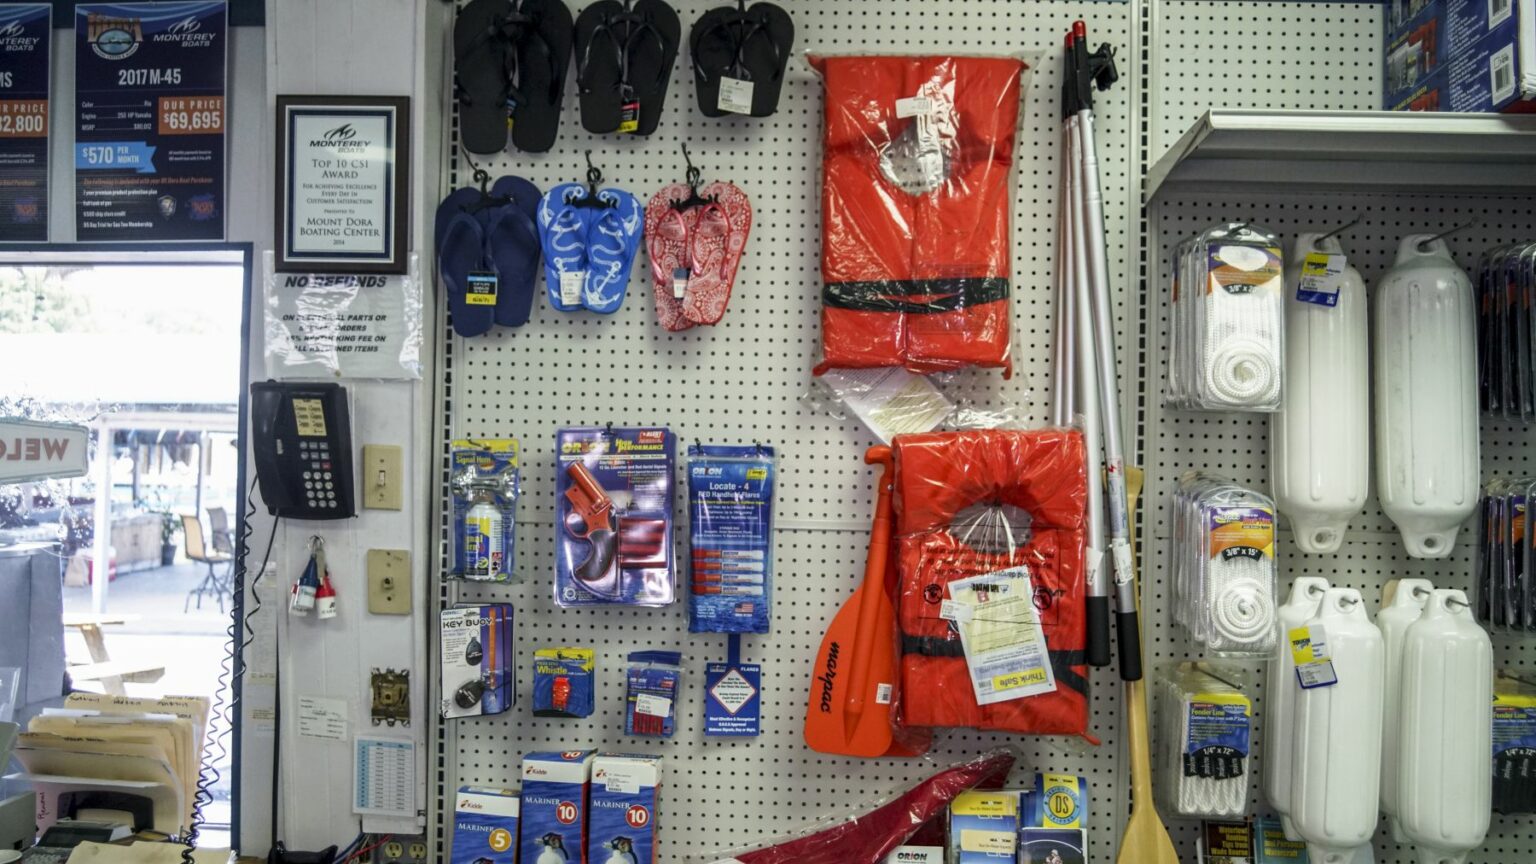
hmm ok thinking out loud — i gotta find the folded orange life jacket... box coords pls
[811,54,1023,377]
[891,428,1089,737]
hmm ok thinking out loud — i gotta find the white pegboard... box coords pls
[434,1,1139,861]
[432,0,1536,862]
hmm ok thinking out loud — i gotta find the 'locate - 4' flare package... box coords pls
[556,427,676,607]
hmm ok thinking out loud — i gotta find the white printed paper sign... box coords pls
[264,252,422,379]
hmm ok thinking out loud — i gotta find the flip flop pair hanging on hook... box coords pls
[643,144,753,331]
[536,152,643,314]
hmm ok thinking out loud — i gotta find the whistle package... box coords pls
[439,605,514,719]
[449,439,520,581]
[556,427,676,607]
[532,647,595,718]
[687,444,776,634]
[625,650,682,738]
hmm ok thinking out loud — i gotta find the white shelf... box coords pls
[1145,109,1536,201]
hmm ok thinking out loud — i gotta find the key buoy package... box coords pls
[1170,473,1278,656]
[556,427,676,607]
[890,428,1089,737]
[440,605,514,719]
[1156,663,1252,820]
[809,53,1029,378]
[1167,224,1285,411]
[448,439,520,581]
[687,444,776,634]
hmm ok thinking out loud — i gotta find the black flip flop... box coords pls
[689,5,741,118]
[510,0,573,153]
[737,2,792,117]
[575,0,626,133]
[455,0,516,154]
[629,0,680,135]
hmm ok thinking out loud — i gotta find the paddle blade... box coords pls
[804,581,898,757]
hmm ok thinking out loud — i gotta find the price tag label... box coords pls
[1297,252,1346,307]
[718,77,755,115]
[466,271,498,306]
[1289,625,1339,689]
[158,95,225,136]
[559,270,586,307]
[895,95,935,118]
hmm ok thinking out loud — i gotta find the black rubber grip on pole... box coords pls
[1117,610,1143,681]
[1086,597,1112,667]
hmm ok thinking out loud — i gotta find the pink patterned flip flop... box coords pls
[682,180,752,325]
[643,183,695,332]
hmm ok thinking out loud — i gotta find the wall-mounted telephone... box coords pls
[250,381,356,520]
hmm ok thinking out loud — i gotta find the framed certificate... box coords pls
[276,95,409,273]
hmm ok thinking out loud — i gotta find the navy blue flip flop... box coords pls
[486,176,543,327]
[440,210,495,337]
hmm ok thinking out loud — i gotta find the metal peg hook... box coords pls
[1419,216,1479,250]
[584,150,603,189]
[458,144,490,191]
[308,535,325,555]
[681,143,702,189]
[1318,213,1363,243]
[1192,661,1243,692]
[1444,595,1471,610]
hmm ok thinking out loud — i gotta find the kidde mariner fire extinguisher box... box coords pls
[520,750,595,864]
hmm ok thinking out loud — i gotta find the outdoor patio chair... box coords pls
[181,514,232,613]
[207,506,235,556]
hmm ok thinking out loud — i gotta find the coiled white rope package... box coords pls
[1168,224,1286,411]
[1170,472,1279,655]
[1156,662,1254,819]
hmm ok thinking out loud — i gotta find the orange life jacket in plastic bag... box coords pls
[891,428,1090,737]
[811,54,1024,378]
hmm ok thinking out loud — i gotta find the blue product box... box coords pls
[1387,0,1534,110]
[555,427,676,607]
[589,754,662,864]
[439,605,514,719]
[687,444,776,634]
[521,750,596,864]
[1384,0,1444,106]
[451,786,520,864]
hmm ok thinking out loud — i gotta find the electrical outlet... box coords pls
[362,444,403,510]
[368,833,427,864]
[366,549,411,614]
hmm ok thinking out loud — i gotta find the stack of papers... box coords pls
[4,694,209,837]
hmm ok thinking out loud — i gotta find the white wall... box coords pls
[239,0,442,855]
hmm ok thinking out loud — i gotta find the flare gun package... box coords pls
[556,427,676,607]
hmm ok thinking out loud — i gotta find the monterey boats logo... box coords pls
[0,20,42,51]
[310,124,366,150]
[154,15,216,45]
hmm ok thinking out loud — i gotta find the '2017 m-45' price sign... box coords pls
[0,4,52,242]
[75,1,227,241]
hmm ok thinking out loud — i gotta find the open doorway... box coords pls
[0,245,251,847]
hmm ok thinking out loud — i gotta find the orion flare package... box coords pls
[556,427,676,607]
[439,605,513,719]
[449,439,520,581]
[687,444,776,634]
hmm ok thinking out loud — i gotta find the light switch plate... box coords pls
[366,549,410,614]
[362,444,403,510]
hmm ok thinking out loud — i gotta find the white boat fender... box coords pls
[1264,575,1330,840]
[1290,587,1385,864]
[1378,577,1435,839]
[1374,234,1479,558]
[1397,589,1493,864]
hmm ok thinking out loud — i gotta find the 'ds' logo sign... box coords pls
[167,16,200,35]
[325,124,357,142]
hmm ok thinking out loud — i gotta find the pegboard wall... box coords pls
[430,0,1536,862]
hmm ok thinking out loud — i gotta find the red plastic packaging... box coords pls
[810,54,1025,378]
[701,749,1014,864]
[890,428,1090,737]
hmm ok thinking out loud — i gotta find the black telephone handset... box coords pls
[250,381,356,520]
